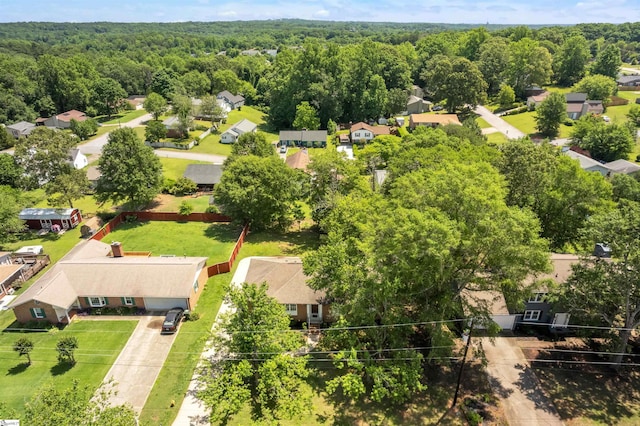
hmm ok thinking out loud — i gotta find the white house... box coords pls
[220,119,257,144]
[216,91,245,110]
[349,122,390,143]
[68,149,88,170]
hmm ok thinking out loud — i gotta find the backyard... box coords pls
[103,220,242,263]
[0,320,137,416]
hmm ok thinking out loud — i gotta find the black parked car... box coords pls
[162,308,184,333]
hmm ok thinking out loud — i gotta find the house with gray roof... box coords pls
[220,119,257,144]
[617,74,640,87]
[279,130,327,147]
[604,159,640,175]
[6,121,36,139]
[217,91,245,110]
[564,149,612,176]
[183,164,223,189]
[565,93,603,120]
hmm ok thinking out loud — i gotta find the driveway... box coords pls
[475,105,526,140]
[79,113,152,155]
[481,337,564,425]
[100,314,178,414]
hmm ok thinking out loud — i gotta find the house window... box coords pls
[284,304,297,315]
[523,310,542,321]
[31,308,46,319]
[89,297,106,307]
[123,297,134,306]
[528,292,547,303]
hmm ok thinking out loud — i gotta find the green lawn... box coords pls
[0,320,136,416]
[159,157,210,181]
[476,117,492,129]
[139,228,321,426]
[103,221,241,263]
[1,226,85,266]
[100,109,148,125]
[154,194,213,213]
[486,131,509,145]
[502,111,573,138]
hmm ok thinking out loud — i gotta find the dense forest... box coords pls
[1,20,639,130]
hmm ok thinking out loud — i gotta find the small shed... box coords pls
[19,208,82,231]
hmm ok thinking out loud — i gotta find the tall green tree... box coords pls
[46,168,91,209]
[421,55,487,112]
[554,35,591,86]
[13,127,76,189]
[229,131,274,159]
[214,155,301,230]
[571,116,635,162]
[199,283,311,424]
[180,70,211,97]
[292,101,320,130]
[0,186,25,244]
[0,127,13,150]
[591,44,622,79]
[91,77,127,117]
[96,127,163,208]
[143,92,168,121]
[573,74,617,101]
[507,38,553,98]
[627,104,640,127]
[560,201,640,369]
[56,336,78,365]
[144,120,167,143]
[478,37,510,95]
[535,92,567,137]
[497,84,516,109]
[0,153,22,187]
[70,118,99,140]
[198,94,224,123]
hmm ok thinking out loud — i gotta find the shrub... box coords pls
[187,312,200,321]
[97,211,118,222]
[564,119,574,126]
[179,201,194,216]
[205,205,220,214]
[465,410,483,426]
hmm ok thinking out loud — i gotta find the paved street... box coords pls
[475,105,526,140]
[481,337,564,426]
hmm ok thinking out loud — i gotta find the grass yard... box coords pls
[1,226,85,266]
[486,131,509,145]
[139,228,322,426]
[159,157,210,181]
[476,117,492,129]
[502,111,573,138]
[152,194,212,213]
[0,320,136,416]
[103,221,241,263]
[99,109,148,125]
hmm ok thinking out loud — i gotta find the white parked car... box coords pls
[602,115,610,122]
[279,145,287,154]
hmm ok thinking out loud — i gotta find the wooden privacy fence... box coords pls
[90,211,249,278]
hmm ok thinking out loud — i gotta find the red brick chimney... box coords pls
[111,242,124,258]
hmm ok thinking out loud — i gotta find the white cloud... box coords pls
[314,9,330,17]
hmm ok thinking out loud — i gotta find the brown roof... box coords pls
[0,264,24,285]
[10,240,207,309]
[285,149,310,171]
[56,110,87,123]
[461,290,510,316]
[529,91,550,102]
[525,253,580,291]
[566,103,583,113]
[410,113,461,126]
[350,122,391,136]
[243,257,326,305]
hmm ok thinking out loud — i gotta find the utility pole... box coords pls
[452,319,474,408]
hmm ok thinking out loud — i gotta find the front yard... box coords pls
[1,320,137,417]
[502,111,574,139]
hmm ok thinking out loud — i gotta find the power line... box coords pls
[518,321,638,332]
[519,346,640,357]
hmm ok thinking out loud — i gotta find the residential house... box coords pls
[604,159,640,175]
[406,95,432,114]
[462,289,516,331]
[336,133,350,145]
[565,93,603,120]
[410,85,424,99]
[43,110,87,129]
[217,91,245,110]
[6,121,36,139]
[240,49,261,56]
[126,95,146,110]
[409,113,461,130]
[9,240,208,323]
[520,253,579,328]
[264,49,278,57]
[279,130,328,148]
[220,119,257,144]
[191,98,230,121]
[239,257,330,324]
[525,86,546,97]
[69,149,88,170]
[617,74,640,87]
[183,164,223,190]
[394,117,405,127]
[86,166,101,188]
[349,122,390,143]
[526,91,550,109]
[19,208,82,231]
[564,149,612,176]
[285,149,310,172]
[162,116,183,138]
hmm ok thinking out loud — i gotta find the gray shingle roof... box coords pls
[7,121,35,132]
[217,91,245,105]
[183,164,223,185]
[565,93,588,103]
[279,130,327,142]
[231,118,257,134]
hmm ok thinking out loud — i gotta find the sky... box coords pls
[0,0,637,25]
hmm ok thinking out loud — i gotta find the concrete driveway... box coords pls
[475,105,526,140]
[481,337,564,425]
[101,314,178,414]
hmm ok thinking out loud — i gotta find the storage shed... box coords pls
[19,208,82,231]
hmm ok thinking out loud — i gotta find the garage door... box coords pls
[144,298,188,311]
[492,315,516,331]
